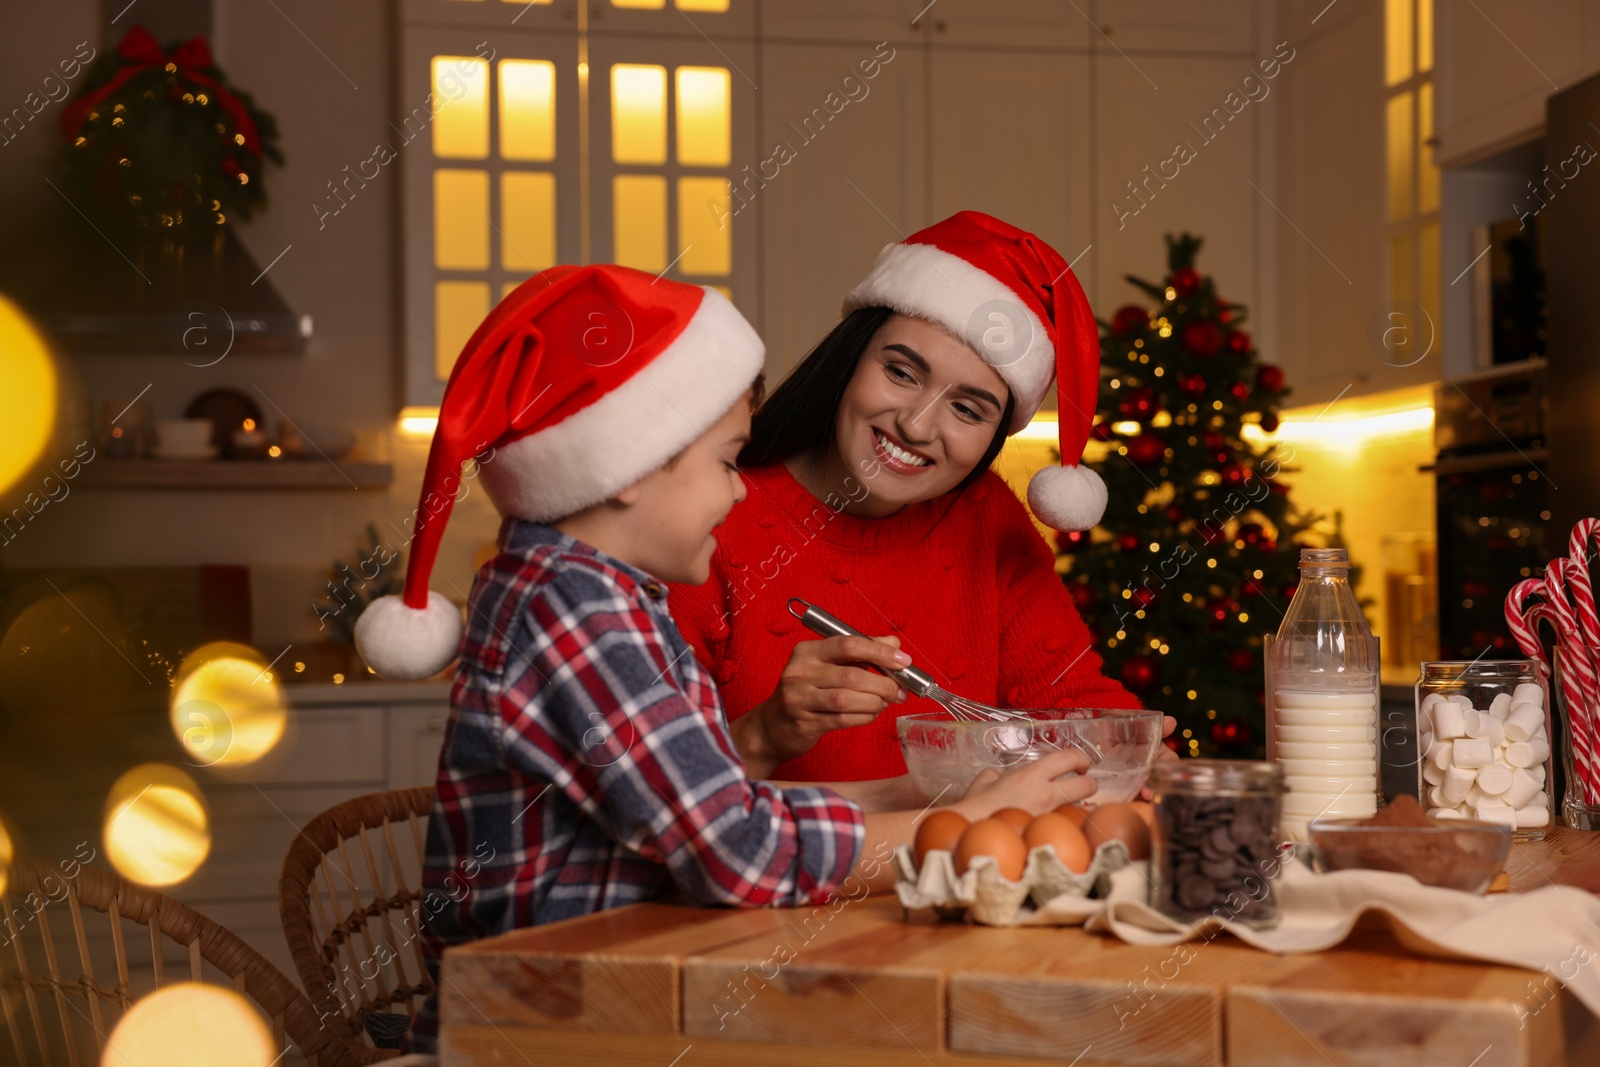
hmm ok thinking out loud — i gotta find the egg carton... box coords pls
[892,841,1136,926]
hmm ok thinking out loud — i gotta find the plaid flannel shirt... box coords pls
[406,519,865,1052]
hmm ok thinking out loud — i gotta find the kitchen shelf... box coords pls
[79,460,393,490]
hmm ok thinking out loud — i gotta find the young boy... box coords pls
[354,265,1092,1055]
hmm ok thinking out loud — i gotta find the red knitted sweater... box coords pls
[666,462,1141,782]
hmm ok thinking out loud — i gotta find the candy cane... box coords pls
[1568,518,1600,653]
[1506,578,1556,675]
[1544,559,1600,804]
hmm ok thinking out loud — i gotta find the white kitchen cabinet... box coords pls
[760,0,928,45]
[388,702,453,788]
[922,0,1090,50]
[1091,53,1264,328]
[1093,0,1259,55]
[927,48,1093,271]
[756,39,927,378]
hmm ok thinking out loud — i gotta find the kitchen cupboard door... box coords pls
[928,48,1093,286]
[1092,0,1259,55]
[1271,5,1398,406]
[760,0,929,46]
[585,0,756,42]
[1091,54,1262,330]
[756,40,927,380]
[920,0,1090,50]
[388,702,452,788]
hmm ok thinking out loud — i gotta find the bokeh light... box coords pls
[102,764,210,886]
[0,294,57,497]
[0,582,133,720]
[0,819,13,896]
[170,642,287,767]
[103,983,276,1067]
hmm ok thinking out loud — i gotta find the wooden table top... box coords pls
[439,828,1600,1067]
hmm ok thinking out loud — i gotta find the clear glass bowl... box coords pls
[1307,818,1512,894]
[895,708,1166,805]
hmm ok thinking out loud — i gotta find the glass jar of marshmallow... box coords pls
[1415,660,1553,841]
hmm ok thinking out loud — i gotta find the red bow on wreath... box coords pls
[58,26,263,156]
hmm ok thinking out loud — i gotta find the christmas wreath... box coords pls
[58,26,282,238]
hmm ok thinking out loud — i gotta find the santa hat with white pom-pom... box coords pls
[843,211,1106,531]
[356,264,764,681]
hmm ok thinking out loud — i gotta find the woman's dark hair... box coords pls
[739,306,1016,491]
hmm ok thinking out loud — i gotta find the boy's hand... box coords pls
[953,748,1094,820]
[733,635,909,774]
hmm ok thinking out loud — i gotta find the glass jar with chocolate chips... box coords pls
[1147,760,1286,929]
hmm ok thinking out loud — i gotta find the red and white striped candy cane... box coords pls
[1543,559,1600,804]
[1568,518,1600,652]
[1505,577,1600,797]
[1506,578,1555,675]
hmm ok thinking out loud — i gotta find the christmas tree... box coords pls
[1057,234,1318,759]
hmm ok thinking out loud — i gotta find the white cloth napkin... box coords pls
[1027,861,1600,1019]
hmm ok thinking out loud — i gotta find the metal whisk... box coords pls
[787,599,1028,723]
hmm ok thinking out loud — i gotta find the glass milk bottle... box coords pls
[1266,548,1381,841]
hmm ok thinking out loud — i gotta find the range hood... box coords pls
[16,223,311,355]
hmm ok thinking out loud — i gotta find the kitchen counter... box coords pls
[281,678,451,705]
[438,829,1600,1067]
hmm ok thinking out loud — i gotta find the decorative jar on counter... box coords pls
[1147,760,1286,929]
[1415,660,1553,840]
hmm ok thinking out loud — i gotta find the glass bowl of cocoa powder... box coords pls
[1307,794,1512,894]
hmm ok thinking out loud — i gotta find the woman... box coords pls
[669,212,1161,794]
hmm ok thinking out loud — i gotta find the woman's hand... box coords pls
[731,635,910,778]
[1139,714,1180,800]
[952,748,1094,820]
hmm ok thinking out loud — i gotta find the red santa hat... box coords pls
[842,211,1106,532]
[356,264,764,681]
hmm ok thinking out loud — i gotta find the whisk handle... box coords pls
[787,598,938,696]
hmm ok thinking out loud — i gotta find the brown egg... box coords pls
[1129,801,1156,831]
[912,809,970,867]
[1054,803,1089,827]
[1023,812,1092,873]
[1082,803,1152,861]
[990,807,1033,834]
[953,818,1028,881]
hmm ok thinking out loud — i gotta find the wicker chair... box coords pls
[279,787,435,1065]
[0,854,345,1067]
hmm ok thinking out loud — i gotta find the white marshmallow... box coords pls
[1432,701,1466,739]
[1516,805,1551,828]
[1530,763,1547,784]
[1530,789,1549,809]
[1423,761,1445,785]
[1463,708,1486,738]
[1442,766,1475,803]
[1454,736,1493,768]
[1504,741,1536,768]
[1434,807,1468,820]
[1429,784,1450,808]
[1504,702,1545,741]
[1502,768,1543,809]
[1429,739,1455,769]
[1475,763,1513,795]
[1485,716,1505,748]
[1419,693,1447,721]
[1488,692,1513,719]
[1448,694,1474,709]
[1512,682,1545,709]
[1479,805,1519,828]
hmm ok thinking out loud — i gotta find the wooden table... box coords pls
[439,828,1600,1067]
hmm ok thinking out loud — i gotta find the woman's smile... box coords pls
[870,425,935,474]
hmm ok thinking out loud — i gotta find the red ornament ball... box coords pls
[1120,654,1159,692]
[1057,528,1090,553]
[1180,320,1223,356]
[1118,387,1158,420]
[1171,267,1201,298]
[1090,419,1115,442]
[1210,718,1251,748]
[1221,463,1246,486]
[1217,301,1233,324]
[1164,504,1185,523]
[1224,648,1256,673]
[1230,381,1251,401]
[1238,522,1265,544]
[1178,373,1208,396]
[1111,305,1149,337]
[1268,480,1290,497]
[1203,431,1227,452]
[1126,432,1165,467]
[1255,364,1286,393]
[1130,586,1157,609]
[1116,532,1142,553]
[1260,411,1280,433]
[1208,601,1235,627]
[1226,330,1252,354]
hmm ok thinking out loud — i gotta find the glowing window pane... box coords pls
[676,67,730,166]
[1386,92,1413,222]
[612,0,667,7]
[612,64,667,164]
[1417,0,1433,72]
[678,177,732,275]
[436,281,491,379]
[1419,219,1441,337]
[500,60,556,162]
[435,169,490,269]
[432,56,489,158]
[613,175,667,271]
[1417,81,1439,215]
[502,171,556,270]
[1389,231,1415,305]
[677,0,730,10]
[1384,0,1413,86]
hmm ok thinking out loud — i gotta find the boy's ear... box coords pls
[613,482,643,506]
